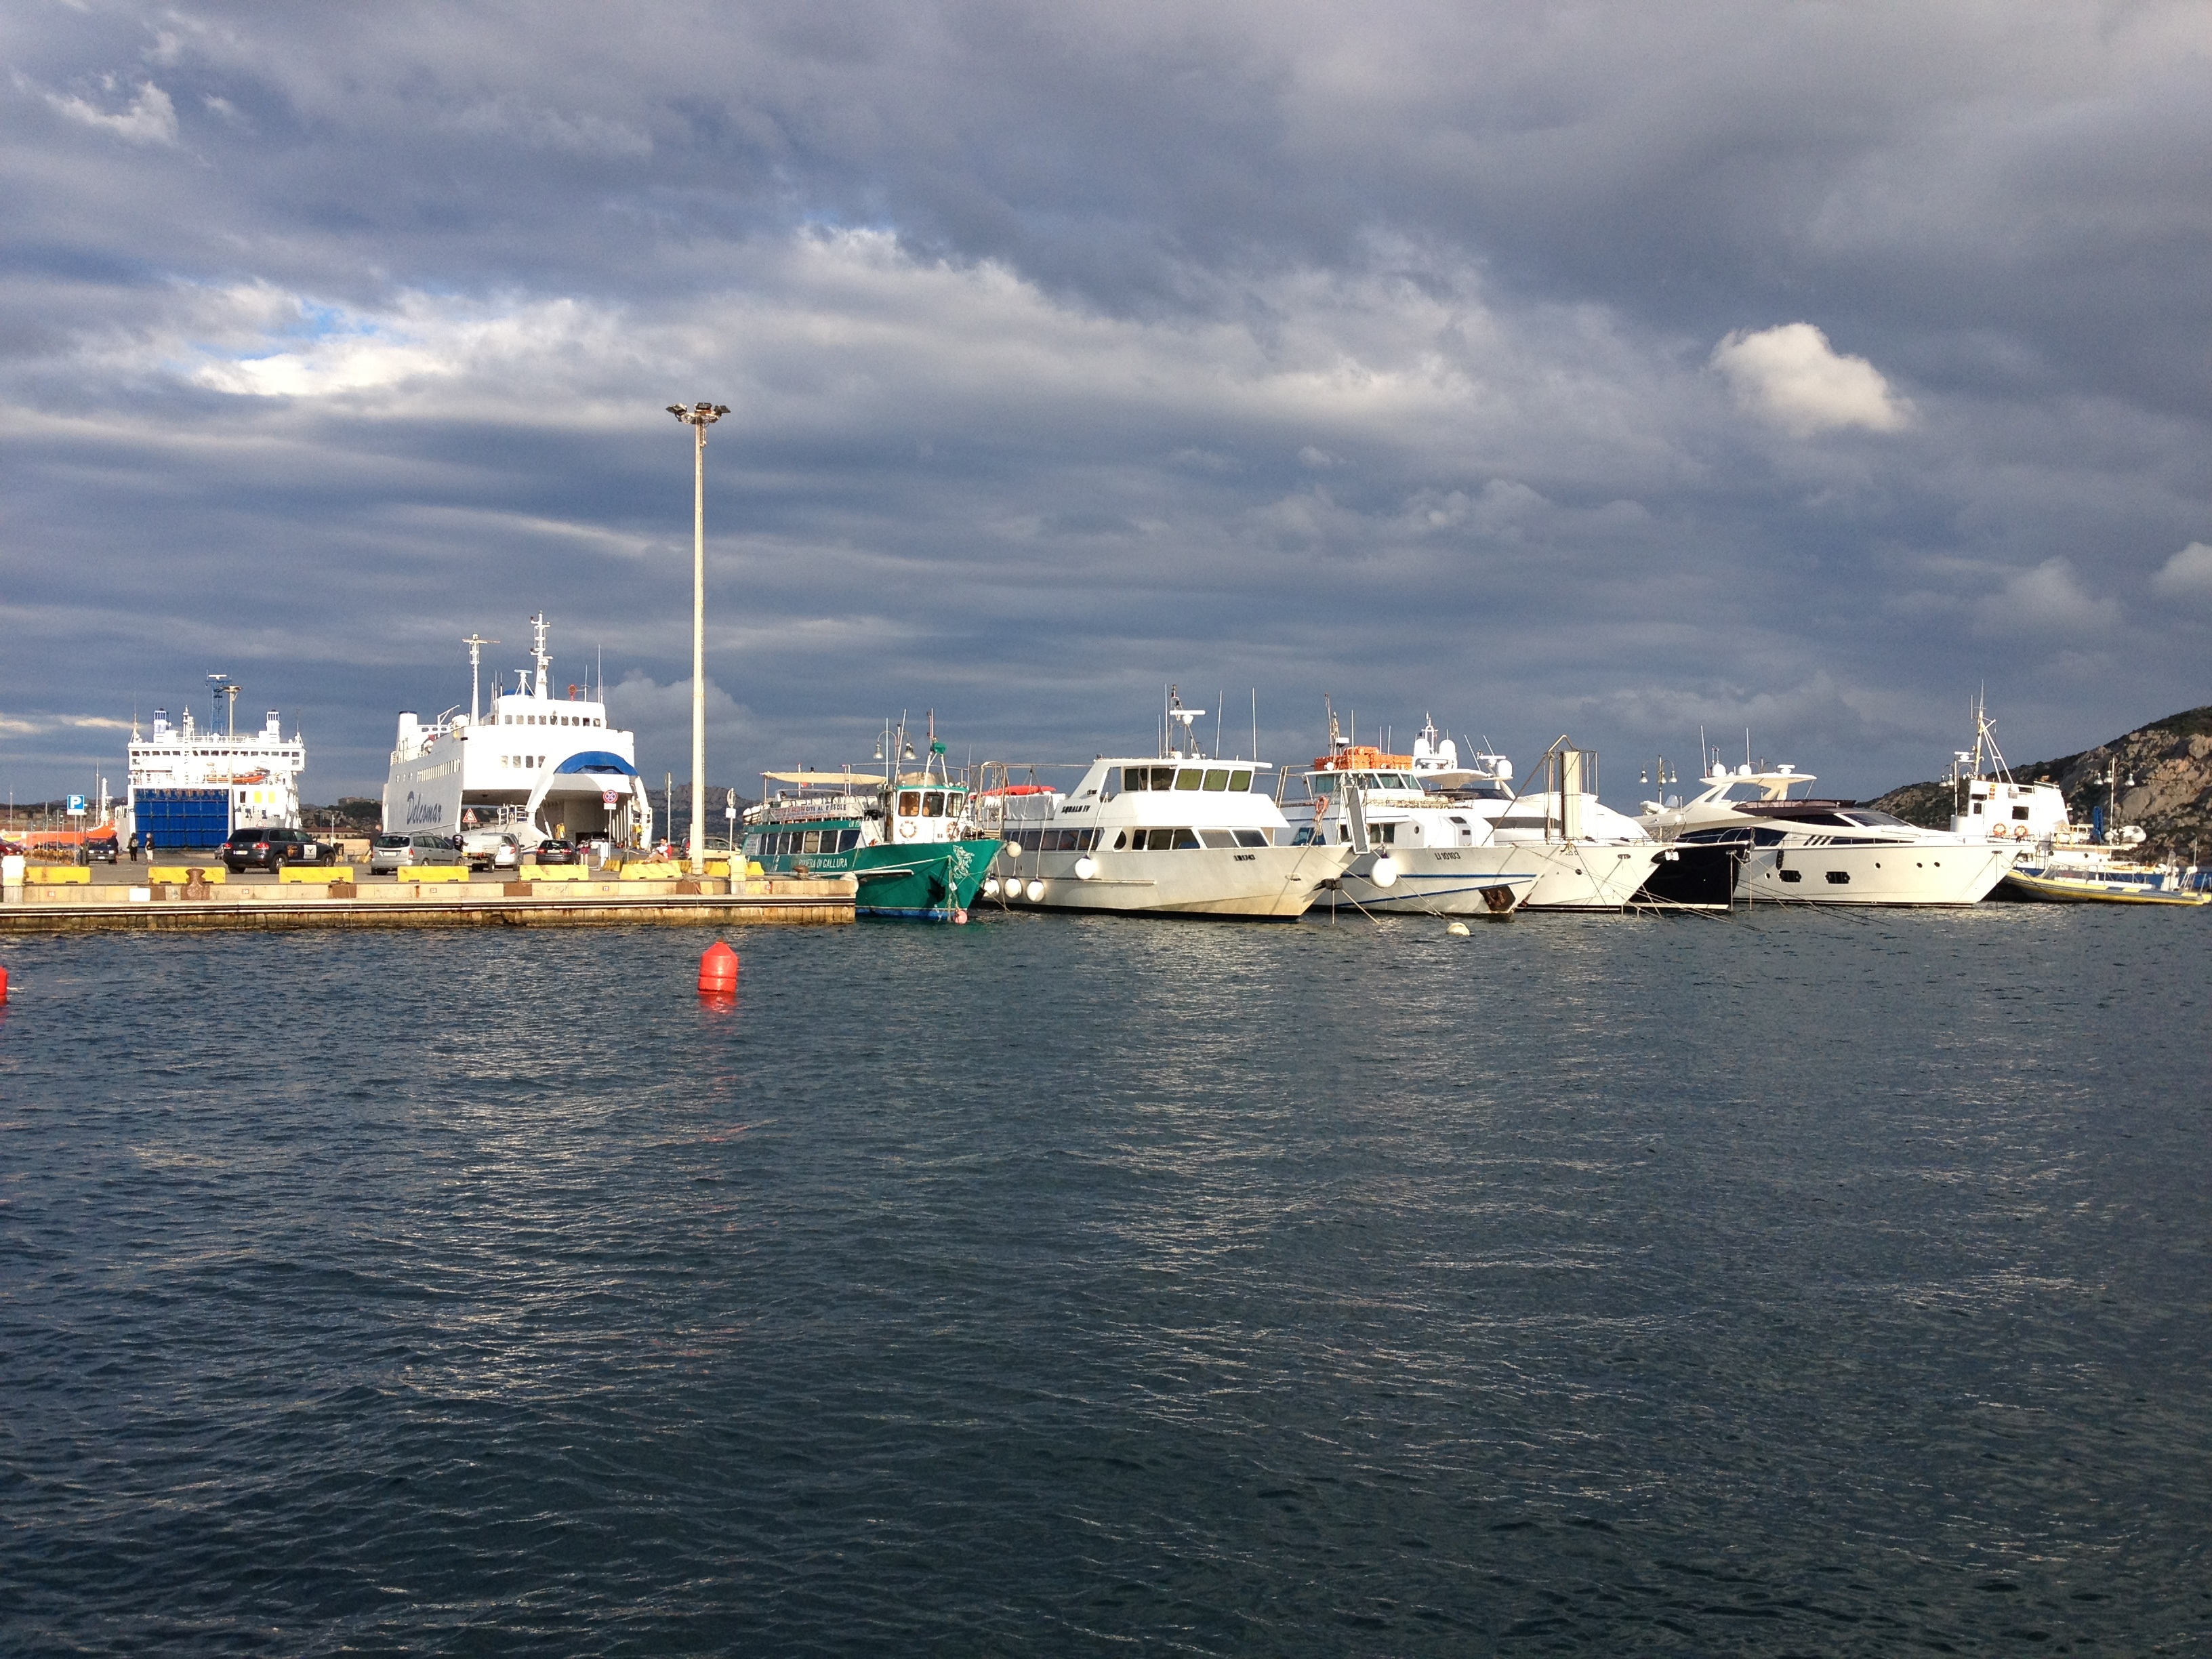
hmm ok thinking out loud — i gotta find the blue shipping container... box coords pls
[136,789,232,850]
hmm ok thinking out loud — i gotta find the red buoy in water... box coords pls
[0,963,9,1004]
[698,941,739,995]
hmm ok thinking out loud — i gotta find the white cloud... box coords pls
[1973,558,2120,638]
[2150,541,2212,605]
[1710,323,1912,438]
[45,78,179,146]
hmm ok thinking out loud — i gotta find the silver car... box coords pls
[369,832,462,874]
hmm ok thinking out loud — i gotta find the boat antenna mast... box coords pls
[529,613,551,699]
[463,634,499,724]
[1164,686,1204,758]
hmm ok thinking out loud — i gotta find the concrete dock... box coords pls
[0,864,853,933]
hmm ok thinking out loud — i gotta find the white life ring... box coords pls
[899,819,917,839]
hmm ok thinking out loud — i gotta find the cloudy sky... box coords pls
[5,1,2209,806]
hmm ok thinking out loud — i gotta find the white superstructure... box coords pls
[125,702,304,844]
[382,614,653,845]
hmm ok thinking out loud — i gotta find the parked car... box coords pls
[530,837,581,866]
[81,836,119,864]
[459,828,523,871]
[369,832,463,874]
[222,827,336,873]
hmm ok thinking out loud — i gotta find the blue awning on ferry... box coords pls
[554,751,640,777]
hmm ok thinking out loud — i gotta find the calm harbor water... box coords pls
[3,905,2207,1655]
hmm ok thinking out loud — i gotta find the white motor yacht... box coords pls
[1397,718,1732,909]
[967,695,1354,919]
[1639,759,2013,905]
[1282,739,1532,916]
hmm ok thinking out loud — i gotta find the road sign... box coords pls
[66,796,85,816]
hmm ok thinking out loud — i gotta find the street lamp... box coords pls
[668,401,729,872]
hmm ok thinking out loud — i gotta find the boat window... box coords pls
[1722,781,1770,802]
[1113,831,1128,849]
[1843,811,1908,827]
[1174,769,1203,791]
[1234,829,1269,848]
[1229,769,1252,792]
[2011,806,2030,821]
[1824,869,1851,884]
[837,829,858,851]
[922,791,945,817]
[1793,813,1854,827]
[1292,826,1315,846]
[898,791,920,816]
[1173,827,1200,849]
[1198,828,1237,848]
[1203,769,1229,792]
[1103,767,1122,795]
[945,791,964,812]
[801,830,821,855]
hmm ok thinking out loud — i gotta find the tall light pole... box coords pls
[668,401,729,871]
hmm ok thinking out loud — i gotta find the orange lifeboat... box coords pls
[1311,745,1415,772]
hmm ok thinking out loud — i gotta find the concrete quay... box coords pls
[0,865,854,933]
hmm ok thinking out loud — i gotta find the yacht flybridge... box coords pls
[382,615,652,845]
[1639,759,2013,906]
[967,691,1355,918]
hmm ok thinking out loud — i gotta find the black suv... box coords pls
[221,827,335,873]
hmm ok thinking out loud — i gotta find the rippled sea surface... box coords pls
[3,905,2209,1655]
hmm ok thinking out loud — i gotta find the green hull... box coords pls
[753,836,1002,921]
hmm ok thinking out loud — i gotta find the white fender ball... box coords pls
[1073,856,1099,880]
[1370,855,1399,888]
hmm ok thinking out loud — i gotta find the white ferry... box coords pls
[125,699,305,851]
[382,615,653,846]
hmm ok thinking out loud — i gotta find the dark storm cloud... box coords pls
[2,1,2208,806]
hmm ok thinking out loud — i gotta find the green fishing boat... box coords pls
[742,722,1000,922]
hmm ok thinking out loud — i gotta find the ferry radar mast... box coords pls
[463,634,499,722]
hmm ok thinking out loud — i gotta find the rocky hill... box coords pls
[1872,705,2212,863]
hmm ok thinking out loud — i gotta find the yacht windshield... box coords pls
[1844,810,1908,827]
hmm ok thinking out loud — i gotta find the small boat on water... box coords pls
[1948,702,2207,906]
[741,718,1002,922]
